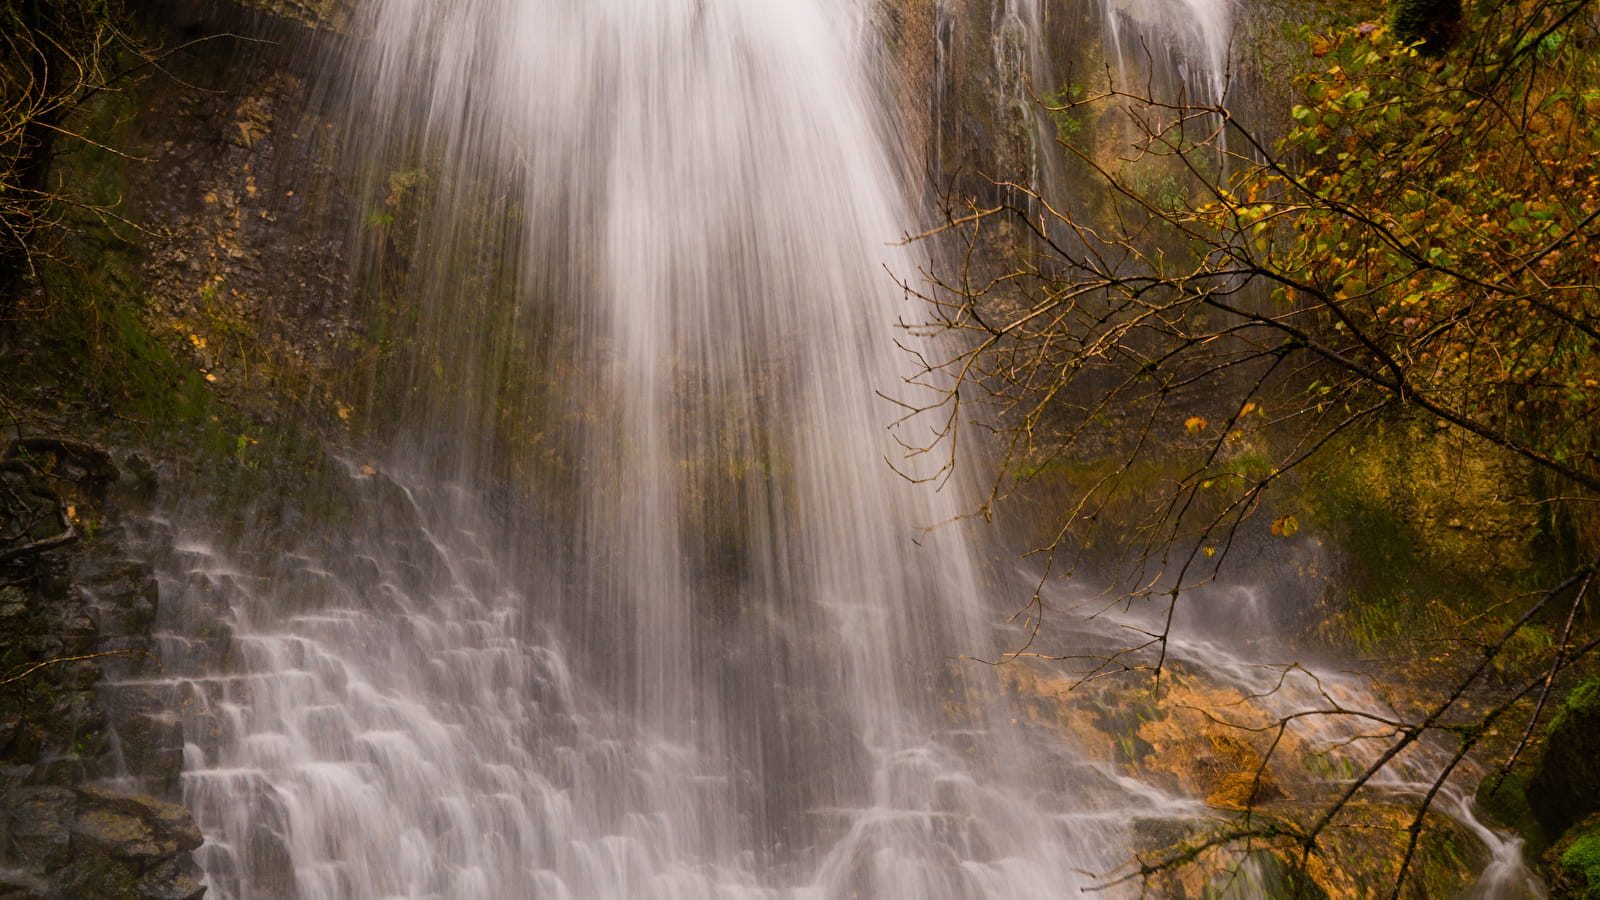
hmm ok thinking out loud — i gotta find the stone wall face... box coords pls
[1,440,204,900]
[1,1,358,893]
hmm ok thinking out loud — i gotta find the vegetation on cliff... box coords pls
[906,0,1600,893]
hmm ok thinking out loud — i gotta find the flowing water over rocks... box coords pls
[125,1,1543,897]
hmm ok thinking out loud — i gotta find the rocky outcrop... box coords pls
[0,440,203,899]
[5,0,373,884]
[1001,659,1491,898]
[1,786,203,900]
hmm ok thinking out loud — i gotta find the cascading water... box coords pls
[151,0,1166,897]
[130,0,1542,897]
[1098,0,1233,107]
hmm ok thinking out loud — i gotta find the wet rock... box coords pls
[5,440,119,502]
[0,872,50,899]
[130,858,207,900]
[3,787,75,870]
[73,787,203,857]
[1131,801,1487,900]
[32,757,89,789]
[0,446,204,899]
[243,822,297,895]
[71,807,163,859]
[0,462,74,565]
[1178,731,1285,810]
[110,711,187,792]
[7,788,209,899]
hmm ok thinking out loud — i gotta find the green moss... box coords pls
[1559,830,1600,897]
[1550,679,1600,736]
[1246,850,1331,900]
[0,49,220,438]
[1549,818,1600,899]
[19,259,213,430]
[1310,464,1447,652]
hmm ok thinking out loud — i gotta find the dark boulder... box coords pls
[1530,679,1600,839]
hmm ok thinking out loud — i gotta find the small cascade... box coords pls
[147,468,785,897]
[991,0,1047,204]
[153,460,1171,898]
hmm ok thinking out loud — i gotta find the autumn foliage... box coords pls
[906,0,1600,589]
[1212,0,1600,497]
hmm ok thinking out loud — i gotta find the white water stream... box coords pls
[136,1,1539,897]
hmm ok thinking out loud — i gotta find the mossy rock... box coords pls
[1305,415,1551,662]
[1530,679,1600,837]
[1475,768,1549,857]
[1547,815,1600,899]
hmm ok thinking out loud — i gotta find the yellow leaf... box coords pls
[1203,546,1216,558]
[1271,515,1300,537]
[337,404,352,421]
[1185,416,1209,434]
[189,334,206,349]
[1240,402,1257,417]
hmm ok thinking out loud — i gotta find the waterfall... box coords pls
[139,1,1541,897]
[159,1,1157,897]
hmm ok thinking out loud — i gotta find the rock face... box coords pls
[0,440,204,899]
[1,786,203,900]
[4,0,365,888]
[121,0,359,426]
